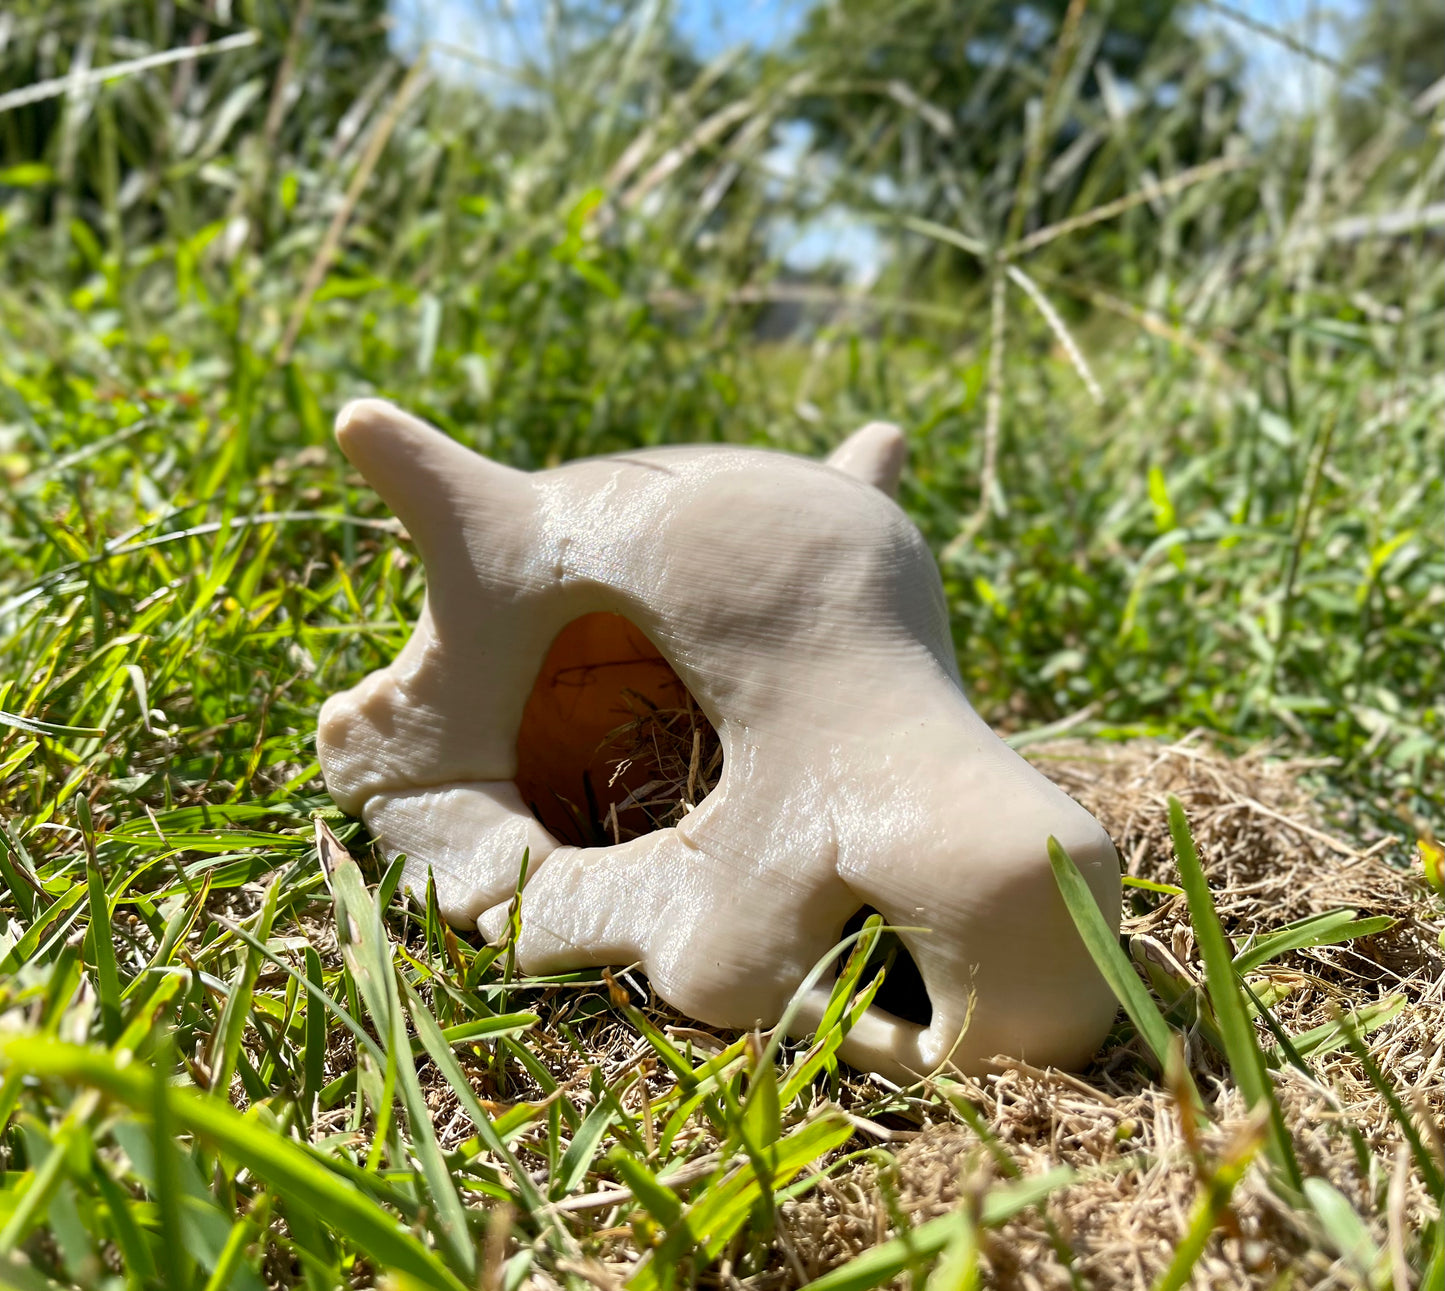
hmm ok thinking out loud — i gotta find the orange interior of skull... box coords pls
[515,613,716,847]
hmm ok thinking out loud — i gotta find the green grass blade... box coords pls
[149,1044,191,1291]
[779,966,886,1105]
[1046,836,1183,1084]
[209,911,383,1067]
[208,873,281,1096]
[402,977,549,1217]
[202,1214,260,1291]
[1232,909,1397,977]
[553,1091,624,1200]
[609,1149,684,1228]
[0,710,105,739]
[1422,1216,1444,1291]
[1338,1011,1444,1198]
[81,844,123,1046]
[814,914,883,1039]
[113,972,184,1058]
[302,945,327,1107]
[741,1042,782,1151]
[924,1207,978,1291]
[1303,1178,1383,1286]
[1167,798,1306,1191]
[0,1108,82,1254]
[0,821,40,923]
[804,1168,1076,1291]
[326,826,477,1280]
[1167,796,1302,1192]
[1269,995,1405,1065]
[0,1037,471,1291]
[0,888,86,979]
[90,1153,158,1283]
[670,1114,853,1274]
[1151,1121,1262,1291]
[977,1168,1080,1226]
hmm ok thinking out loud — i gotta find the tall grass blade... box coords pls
[1046,837,1184,1086]
[208,873,281,1095]
[1167,796,1302,1192]
[0,1037,470,1291]
[325,823,477,1281]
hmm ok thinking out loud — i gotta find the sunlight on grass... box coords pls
[0,0,1440,1285]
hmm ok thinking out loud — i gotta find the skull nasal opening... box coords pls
[515,612,723,848]
[838,906,933,1028]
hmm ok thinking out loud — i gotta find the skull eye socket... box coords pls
[838,906,933,1028]
[515,612,723,848]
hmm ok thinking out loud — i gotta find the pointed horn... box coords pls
[335,398,532,567]
[827,421,907,497]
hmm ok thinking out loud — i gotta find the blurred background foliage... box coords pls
[0,0,1440,837]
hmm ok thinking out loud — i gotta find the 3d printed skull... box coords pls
[317,399,1121,1081]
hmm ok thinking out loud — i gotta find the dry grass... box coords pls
[778,737,1443,1289]
[289,722,1442,1289]
[544,716,1442,1287]
[597,692,725,843]
[412,721,1443,1288]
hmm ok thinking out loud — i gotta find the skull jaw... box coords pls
[361,781,558,922]
[470,816,1121,1084]
[789,980,1119,1085]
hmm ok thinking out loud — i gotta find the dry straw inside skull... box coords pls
[514,612,724,846]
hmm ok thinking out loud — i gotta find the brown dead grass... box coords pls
[413,729,1442,1290]
[597,691,724,842]
[779,737,1444,1290]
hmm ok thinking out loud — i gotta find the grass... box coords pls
[0,0,1442,1286]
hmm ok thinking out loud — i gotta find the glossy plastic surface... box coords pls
[317,399,1122,1080]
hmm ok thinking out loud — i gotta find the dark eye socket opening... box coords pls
[515,612,723,848]
[838,905,933,1028]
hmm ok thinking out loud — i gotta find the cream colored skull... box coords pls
[317,399,1121,1081]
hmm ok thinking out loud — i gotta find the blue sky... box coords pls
[390,0,810,70]
[391,0,1359,77]
[673,0,809,52]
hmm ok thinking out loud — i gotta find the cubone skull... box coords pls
[317,398,1122,1081]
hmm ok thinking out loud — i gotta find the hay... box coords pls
[593,690,724,842]
[503,714,1441,1287]
[780,736,1443,1289]
[417,722,1442,1288]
